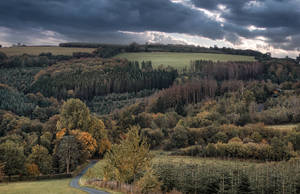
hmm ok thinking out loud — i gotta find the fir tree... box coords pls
[238,173,252,193]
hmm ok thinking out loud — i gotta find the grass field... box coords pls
[115,52,256,69]
[0,46,95,56]
[266,123,299,131]
[0,179,85,194]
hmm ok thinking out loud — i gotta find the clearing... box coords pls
[266,123,299,131]
[114,52,256,69]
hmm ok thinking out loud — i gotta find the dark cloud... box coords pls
[191,0,300,50]
[0,0,299,52]
[0,0,223,42]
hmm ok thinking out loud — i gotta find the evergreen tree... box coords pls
[238,173,252,193]
[296,173,300,194]
[0,162,4,181]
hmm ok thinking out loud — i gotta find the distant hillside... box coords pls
[59,42,266,58]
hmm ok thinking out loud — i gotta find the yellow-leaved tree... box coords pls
[104,126,161,193]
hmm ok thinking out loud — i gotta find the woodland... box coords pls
[1,43,300,193]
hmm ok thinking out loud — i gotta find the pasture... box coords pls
[0,179,85,194]
[115,52,256,69]
[266,123,299,131]
[0,46,95,56]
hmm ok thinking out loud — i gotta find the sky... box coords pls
[0,0,299,58]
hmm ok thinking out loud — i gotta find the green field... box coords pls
[0,46,95,56]
[115,52,256,69]
[266,123,299,131]
[0,179,85,194]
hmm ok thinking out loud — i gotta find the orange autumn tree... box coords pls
[57,99,111,158]
[72,130,97,158]
[56,129,97,158]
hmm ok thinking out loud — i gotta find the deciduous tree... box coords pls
[27,145,52,174]
[57,98,91,131]
[54,135,80,174]
[104,126,153,184]
[0,140,25,176]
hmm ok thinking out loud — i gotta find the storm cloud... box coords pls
[191,0,300,50]
[0,0,299,56]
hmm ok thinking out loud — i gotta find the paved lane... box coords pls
[70,160,109,194]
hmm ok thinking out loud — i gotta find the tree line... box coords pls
[60,42,265,58]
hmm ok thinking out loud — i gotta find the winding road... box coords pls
[70,160,109,194]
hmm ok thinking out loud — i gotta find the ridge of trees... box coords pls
[59,42,265,58]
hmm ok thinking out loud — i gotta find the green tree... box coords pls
[54,135,80,174]
[170,126,189,148]
[27,145,52,174]
[104,126,153,184]
[296,173,300,194]
[0,51,7,61]
[0,162,4,181]
[57,98,91,131]
[238,173,252,193]
[88,116,111,157]
[0,140,25,176]
[40,131,53,151]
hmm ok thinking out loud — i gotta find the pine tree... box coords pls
[295,173,300,194]
[0,162,5,181]
[238,173,252,193]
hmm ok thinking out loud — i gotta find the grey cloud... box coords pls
[0,0,299,52]
[191,0,300,50]
[0,0,224,42]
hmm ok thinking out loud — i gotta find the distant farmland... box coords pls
[0,46,95,56]
[115,52,256,69]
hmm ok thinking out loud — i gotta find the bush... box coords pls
[141,128,164,148]
[25,163,40,176]
[0,51,7,61]
[169,126,189,149]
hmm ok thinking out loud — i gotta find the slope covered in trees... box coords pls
[0,48,300,193]
[30,58,177,99]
